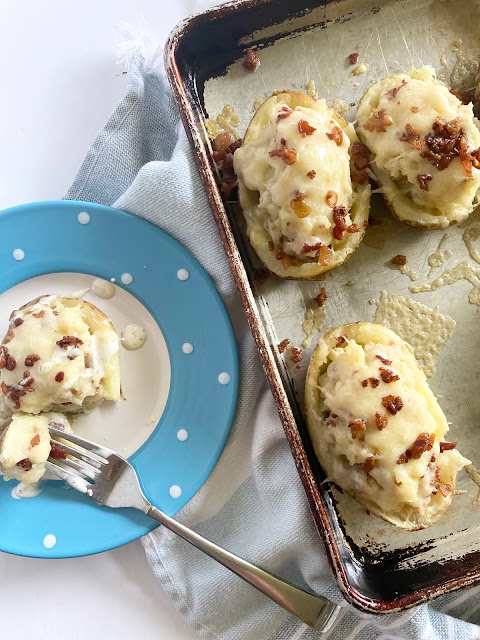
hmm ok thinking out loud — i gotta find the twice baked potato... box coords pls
[0,296,122,415]
[305,322,469,530]
[233,91,371,279]
[356,66,480,229]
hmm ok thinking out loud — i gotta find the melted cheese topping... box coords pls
[0,296,121,414]
[311,337,468,518]
[234,101,354,256]
[358,67,480,218]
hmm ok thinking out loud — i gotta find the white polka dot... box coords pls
[43,534,56,549]
[169,485,182,499]
[77,212,90,225]
[110,278,116,283]
[13,249,24,261]
[121,273,133,285]
[177,429,189,441]
[182,343,193,354]
[218,372,231,385]
[177,269,189,281]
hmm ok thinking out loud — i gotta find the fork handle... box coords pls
[145,504,341,633]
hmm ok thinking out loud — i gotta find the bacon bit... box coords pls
[13,318,24,327]
[282,254,298,270]
[275,250,285,261]
[302,242,323,254]
[346,224,359,233]
[316,287,327,307]
[369,377,380,388]
[351,172,369,184]
[1,381,26,409]
[318,245,332,266]
[360,455,376,472]
[50,441,68,460]
[382,395,403,415]
[332,206,347,240]
[376,354,392,365]
[277,106,292,120]
[242,48,260,72]
[361,379,369,387]
[55,372,65,383]
[351,141,370,171]
[335,335,347,348]
[349,419,366,439]
[325,190,338,207]
[30,434,40,447]
[225,139,242,155]
[389,79,407,98]
[280,138,286,146]
[417,173,433,191]
[411,106,420,113]
[16,458,32,471]
[307,170,316,179]
[24,354,40,367]
[0,346,16,372]
[289,347,303,363]
[221,178,237,198]
[400,122,420,147]
[440,442,457,452]
[326,126,343,146]
[56,336,84,350]
[431,466,452,496]
[32,310,45,319]
[213,131,234,152]
[18,372,34,390]
[375,412,388,430]
[431,454,436,463]
[391,254,407,266]
[363,109,393,133]
[278,339,290,354]
[268,240,275,251]
[3,329,14,344]
[397,453,409,464]
[420,117,479,173]
[252,268,270,285]
[348,52,359,65]
[290,191,311,218]
[380,368,400,383]
[298,119,316,137]
[409,432,435,459]
[269,146,297,165]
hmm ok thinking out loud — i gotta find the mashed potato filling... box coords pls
[234,101,354,258]
[306,324,469,528]
[358,67,480,220]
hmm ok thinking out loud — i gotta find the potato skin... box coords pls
[236,91,371,279]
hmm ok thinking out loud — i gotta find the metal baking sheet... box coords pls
[166,0,480,612]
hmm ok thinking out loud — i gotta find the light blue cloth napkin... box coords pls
[65,55,480,640]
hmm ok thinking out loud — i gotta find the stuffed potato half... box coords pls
[305,322,469,530]
[356,67,480,229]
[233,91,371,279]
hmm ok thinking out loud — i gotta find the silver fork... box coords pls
[46,426,341,633]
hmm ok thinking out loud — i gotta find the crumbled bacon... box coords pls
[382,395,403,415]
[439,442,457,453]
[417,173,433,191]
[221,178,237,198]
[275,250,285,261]
[242,48,260,72]
[389,79,407,97]
[268,240,274,251]
[410,432,435,459]
[376,354,392,365]
[318,245,332,266]
[361,379,368,387]
[346,224,359,234]
[0,346,16,372]
[18,371,34,391]
[325,190,338,207]
[32,310,45,319]
[289,347,302,363]
[25,354,40,367]
[50,441,68,460]
[349,419,366,439]
[252,268,270,285]
[351,141,370,171]
[351,172,369,184]
[55,372,65,382]
[56,336,84,350]
[397,453,409,464]
[225,139,243,155]
[290,191,311,218]
[420,117,480,173]
[363,109,393,133]
[332,206,347,240]
[411,106,420,113]
[360,455,376,472]
[302,242,323,254]
[13,318,24,327]
[30,434,40,447]
[369,377,380,388]
[380,368,400,384]
[16,458,32,471]
[307,170,316,179]
[298,119,316,137]
[375,412,388,430]
[3,329,14,344]
[348,52,359,65]
[282,254,298,270]
[391,254,407,266]
[316,287,327,307]
[400,123,421,147]
[326,126,343,146]
[277,106,292,120]
[431,466,451,496]
[335,335,347,347]
[269,145,297,165]
[1,381,26,409]
[278,339,290,354]
[213,131,234,152]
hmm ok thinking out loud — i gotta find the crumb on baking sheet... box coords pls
[306,80,318,100]
[205,105,240,140]
[410,262,480,309]
[428,234,451,276]
[278,339,290,354]
[350,62,369,76]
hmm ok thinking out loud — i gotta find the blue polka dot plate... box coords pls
[0,201,238,558]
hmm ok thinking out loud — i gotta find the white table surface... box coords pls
[0,1,216,638]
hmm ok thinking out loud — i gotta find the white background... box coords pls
[0,0,216,638]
